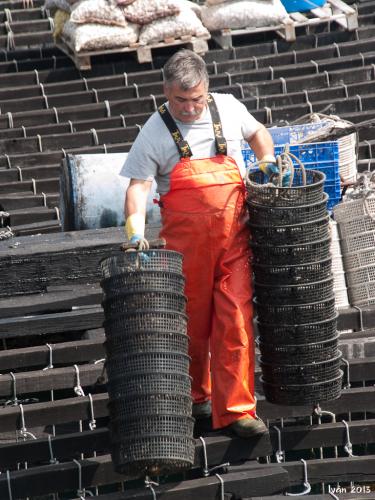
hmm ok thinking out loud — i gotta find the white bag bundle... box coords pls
[70,0,127,26]
[176,0,202,17]
[139,8,209,45]
[201,0,288,31]
[123,0,181,25]
[62,20,139,51]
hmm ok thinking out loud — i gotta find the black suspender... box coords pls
[158,94,228,159]
[206,94,227,156]
[158,103,193,158]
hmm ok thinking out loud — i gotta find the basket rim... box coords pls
[247,192,329,209]
[255,311,338,328]
[246,168,326,189]
[110,370,193,380]
[101,249,184,264]
[259,350,342,368]
[248,214,329,230]
[249,235,331,250]
[254,276,334,289]
[108,350,191,360]
[253,256,332,270]
[257,334,339,349]
[260,369,343,388]
[104,309,188,321]
[254,295,335,308]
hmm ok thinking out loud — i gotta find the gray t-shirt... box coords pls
[120,92,261,194]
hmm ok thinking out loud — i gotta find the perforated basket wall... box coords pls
[111,435,196,476]
[107,371,192,399]
[249,216,330,245]
[247,194,328,226]
[257,335,339,364]
[101,271,185,297]
[261,371,343,405]
[103,291,187,316]
[254,277,334,305]
[109,393,193,418]
[347,281,375,306]
[250,237,331,265]
[101,250,183,278]
[104,310,188,336]
[253,258,332,285]
[337,215,375,241]
[260,351,342,385]
[255,296,336,324]
[339,230,375,255]
[106,351,191,379]
[344,248,375,270]
[346,265,375,287]
[256,313,337,345]
[334,196,375,223]
[246,169,326,207]
[105,331,189,358]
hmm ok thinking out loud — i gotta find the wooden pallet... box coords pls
[56,34,210,71]
[212,0,358,47]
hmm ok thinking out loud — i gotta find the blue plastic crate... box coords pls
[268,121,332,145]
[242,141,341,209]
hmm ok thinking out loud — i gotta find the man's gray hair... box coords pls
[163,49,209,90]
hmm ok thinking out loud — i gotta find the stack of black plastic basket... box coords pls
[246,165,343,406]
[100,249,195,476]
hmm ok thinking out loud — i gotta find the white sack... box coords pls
[123,0,181,25]
[201,0,288,31]
[62,20,139,51]
[70,0,127,26]
[139,8,209,45]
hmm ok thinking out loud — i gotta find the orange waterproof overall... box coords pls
[158,95,256,429]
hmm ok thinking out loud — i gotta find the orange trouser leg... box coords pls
[160,211,214,404]
[210,220,256,429]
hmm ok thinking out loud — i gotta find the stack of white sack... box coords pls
[201,0,289,31]
[45,0,208,52]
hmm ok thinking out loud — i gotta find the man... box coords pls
[121,49,277,438]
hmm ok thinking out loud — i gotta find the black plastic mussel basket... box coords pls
[100,250,195,476]
[246,164,341,406]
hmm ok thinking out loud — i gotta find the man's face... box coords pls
[164,80,208,123]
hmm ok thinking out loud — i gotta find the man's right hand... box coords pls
[129,234,150,251]
[259,155,291,187]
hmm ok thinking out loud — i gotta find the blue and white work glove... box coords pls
[259,154,291,187]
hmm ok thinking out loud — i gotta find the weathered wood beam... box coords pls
[0,338,105,371]
[0,362,105,396]
[1,387,375,433]
[0,455,288,500]
[0,429,272,470]
[2,418,375,470]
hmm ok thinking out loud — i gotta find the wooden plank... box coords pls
[0,338,104,371]
[0,306,104,339]
[0,429,272,470]
[2,418,375,470]
[0,362,106,396]
[1,387,375,433]
[0,284,102,318]
[0,455,288,499]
